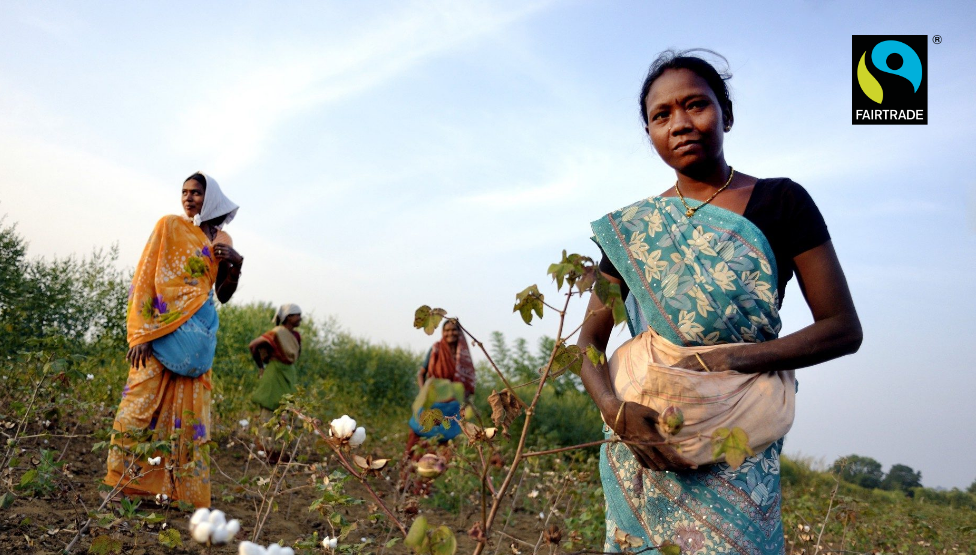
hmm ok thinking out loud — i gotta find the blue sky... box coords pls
[1,1,974,489]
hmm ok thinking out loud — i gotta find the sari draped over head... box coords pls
[105,215,219,508]
[191,172,238,229]
[408,332,476,441]
[250,325,302,411]
[591,196,791,554]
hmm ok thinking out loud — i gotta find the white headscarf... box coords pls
[191,172,239,230]
[274,304,302,326]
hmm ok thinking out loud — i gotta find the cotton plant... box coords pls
[329,415,366,448]
[189,508,241,545]
[238,541,296,555]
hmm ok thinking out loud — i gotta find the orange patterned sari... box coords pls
[104,215,221,508]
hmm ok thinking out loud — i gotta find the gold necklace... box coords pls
[674,167,735,218]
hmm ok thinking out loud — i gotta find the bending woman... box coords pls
[104,172,243,508]
[406,319,476,456]
[578,50,862,553]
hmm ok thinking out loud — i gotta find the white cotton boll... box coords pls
[323,536,338,549]
[349,426,366,447]
[86,374,94,380]
[225,519,241,537]
[265,544,283,555]
[191,521,212,543]
[239,419,249,428]
[190,508,211,528]
[239,541,266,555]
[210,524,231,545]
[147,456,162,466]
[208,509,226,527]
[330,415,357,439]
[279,548,294,555]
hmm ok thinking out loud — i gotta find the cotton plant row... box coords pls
[183,413,371,553]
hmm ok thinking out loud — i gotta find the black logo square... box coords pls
[852,35,928,125]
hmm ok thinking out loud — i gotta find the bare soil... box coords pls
[0,417,552,555]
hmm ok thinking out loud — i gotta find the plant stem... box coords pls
[473,291,574,555]
[455,322,526,408]
[288,409,407,536]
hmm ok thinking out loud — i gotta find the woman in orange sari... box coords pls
[103,172,243,508]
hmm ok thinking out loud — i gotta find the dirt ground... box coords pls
[0,417,557,555]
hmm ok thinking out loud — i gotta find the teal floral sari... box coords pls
[591,196,787,554]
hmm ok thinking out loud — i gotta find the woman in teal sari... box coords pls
[579,50,862,554]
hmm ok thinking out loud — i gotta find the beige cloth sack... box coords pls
[272,326,301,364]
[609,328,795,466]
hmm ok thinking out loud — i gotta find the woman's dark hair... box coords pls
[638,49,733,129]
[184,173,207,190]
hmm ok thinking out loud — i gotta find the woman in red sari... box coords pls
[405,319,476,455]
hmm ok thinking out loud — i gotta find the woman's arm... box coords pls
[688,241,862,373]
[213,243,243,303]
[578,275,695,471]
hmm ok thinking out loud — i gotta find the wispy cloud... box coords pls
[173,1,553,176]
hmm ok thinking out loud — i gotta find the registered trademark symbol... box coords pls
[933,35,942,44]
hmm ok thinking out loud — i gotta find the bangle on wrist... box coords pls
[613,401,628,431]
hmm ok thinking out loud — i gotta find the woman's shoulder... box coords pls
[751,177,820,208]
[214,230,233,246]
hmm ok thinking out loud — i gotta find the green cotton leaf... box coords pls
[414,306,447,335]
[418,408,444,433]
[405,516,428,547]
[550,344,582,378]
[594,274,627,325]
[0,492,15,509]
[430,525,458,555]
[18,469,37,489]
[659,542,682,555]
[89,534,123,554]
[513,285,544,324]
[140,512,165,524]
[385,537,400,548]
[575,264,597,294]
[547,250,575,291]
[712,426,754,470]
[547,251,595,293]
[157,528,182,548]
[585,345,606,367]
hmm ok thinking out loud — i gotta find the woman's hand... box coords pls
[126,342,153,368]
[606,400,697,471]
[213,243,243,266]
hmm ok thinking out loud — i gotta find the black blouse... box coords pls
[598,178,830,307]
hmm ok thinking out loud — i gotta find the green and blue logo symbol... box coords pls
[852,35,927,125]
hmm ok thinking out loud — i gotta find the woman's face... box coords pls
[284,314,302,328]
[443,322,460,345]
[644,68,726,175]
[182,179,206,218]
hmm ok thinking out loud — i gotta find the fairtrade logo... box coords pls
[856,40,923,104]
[852,35,927,125]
